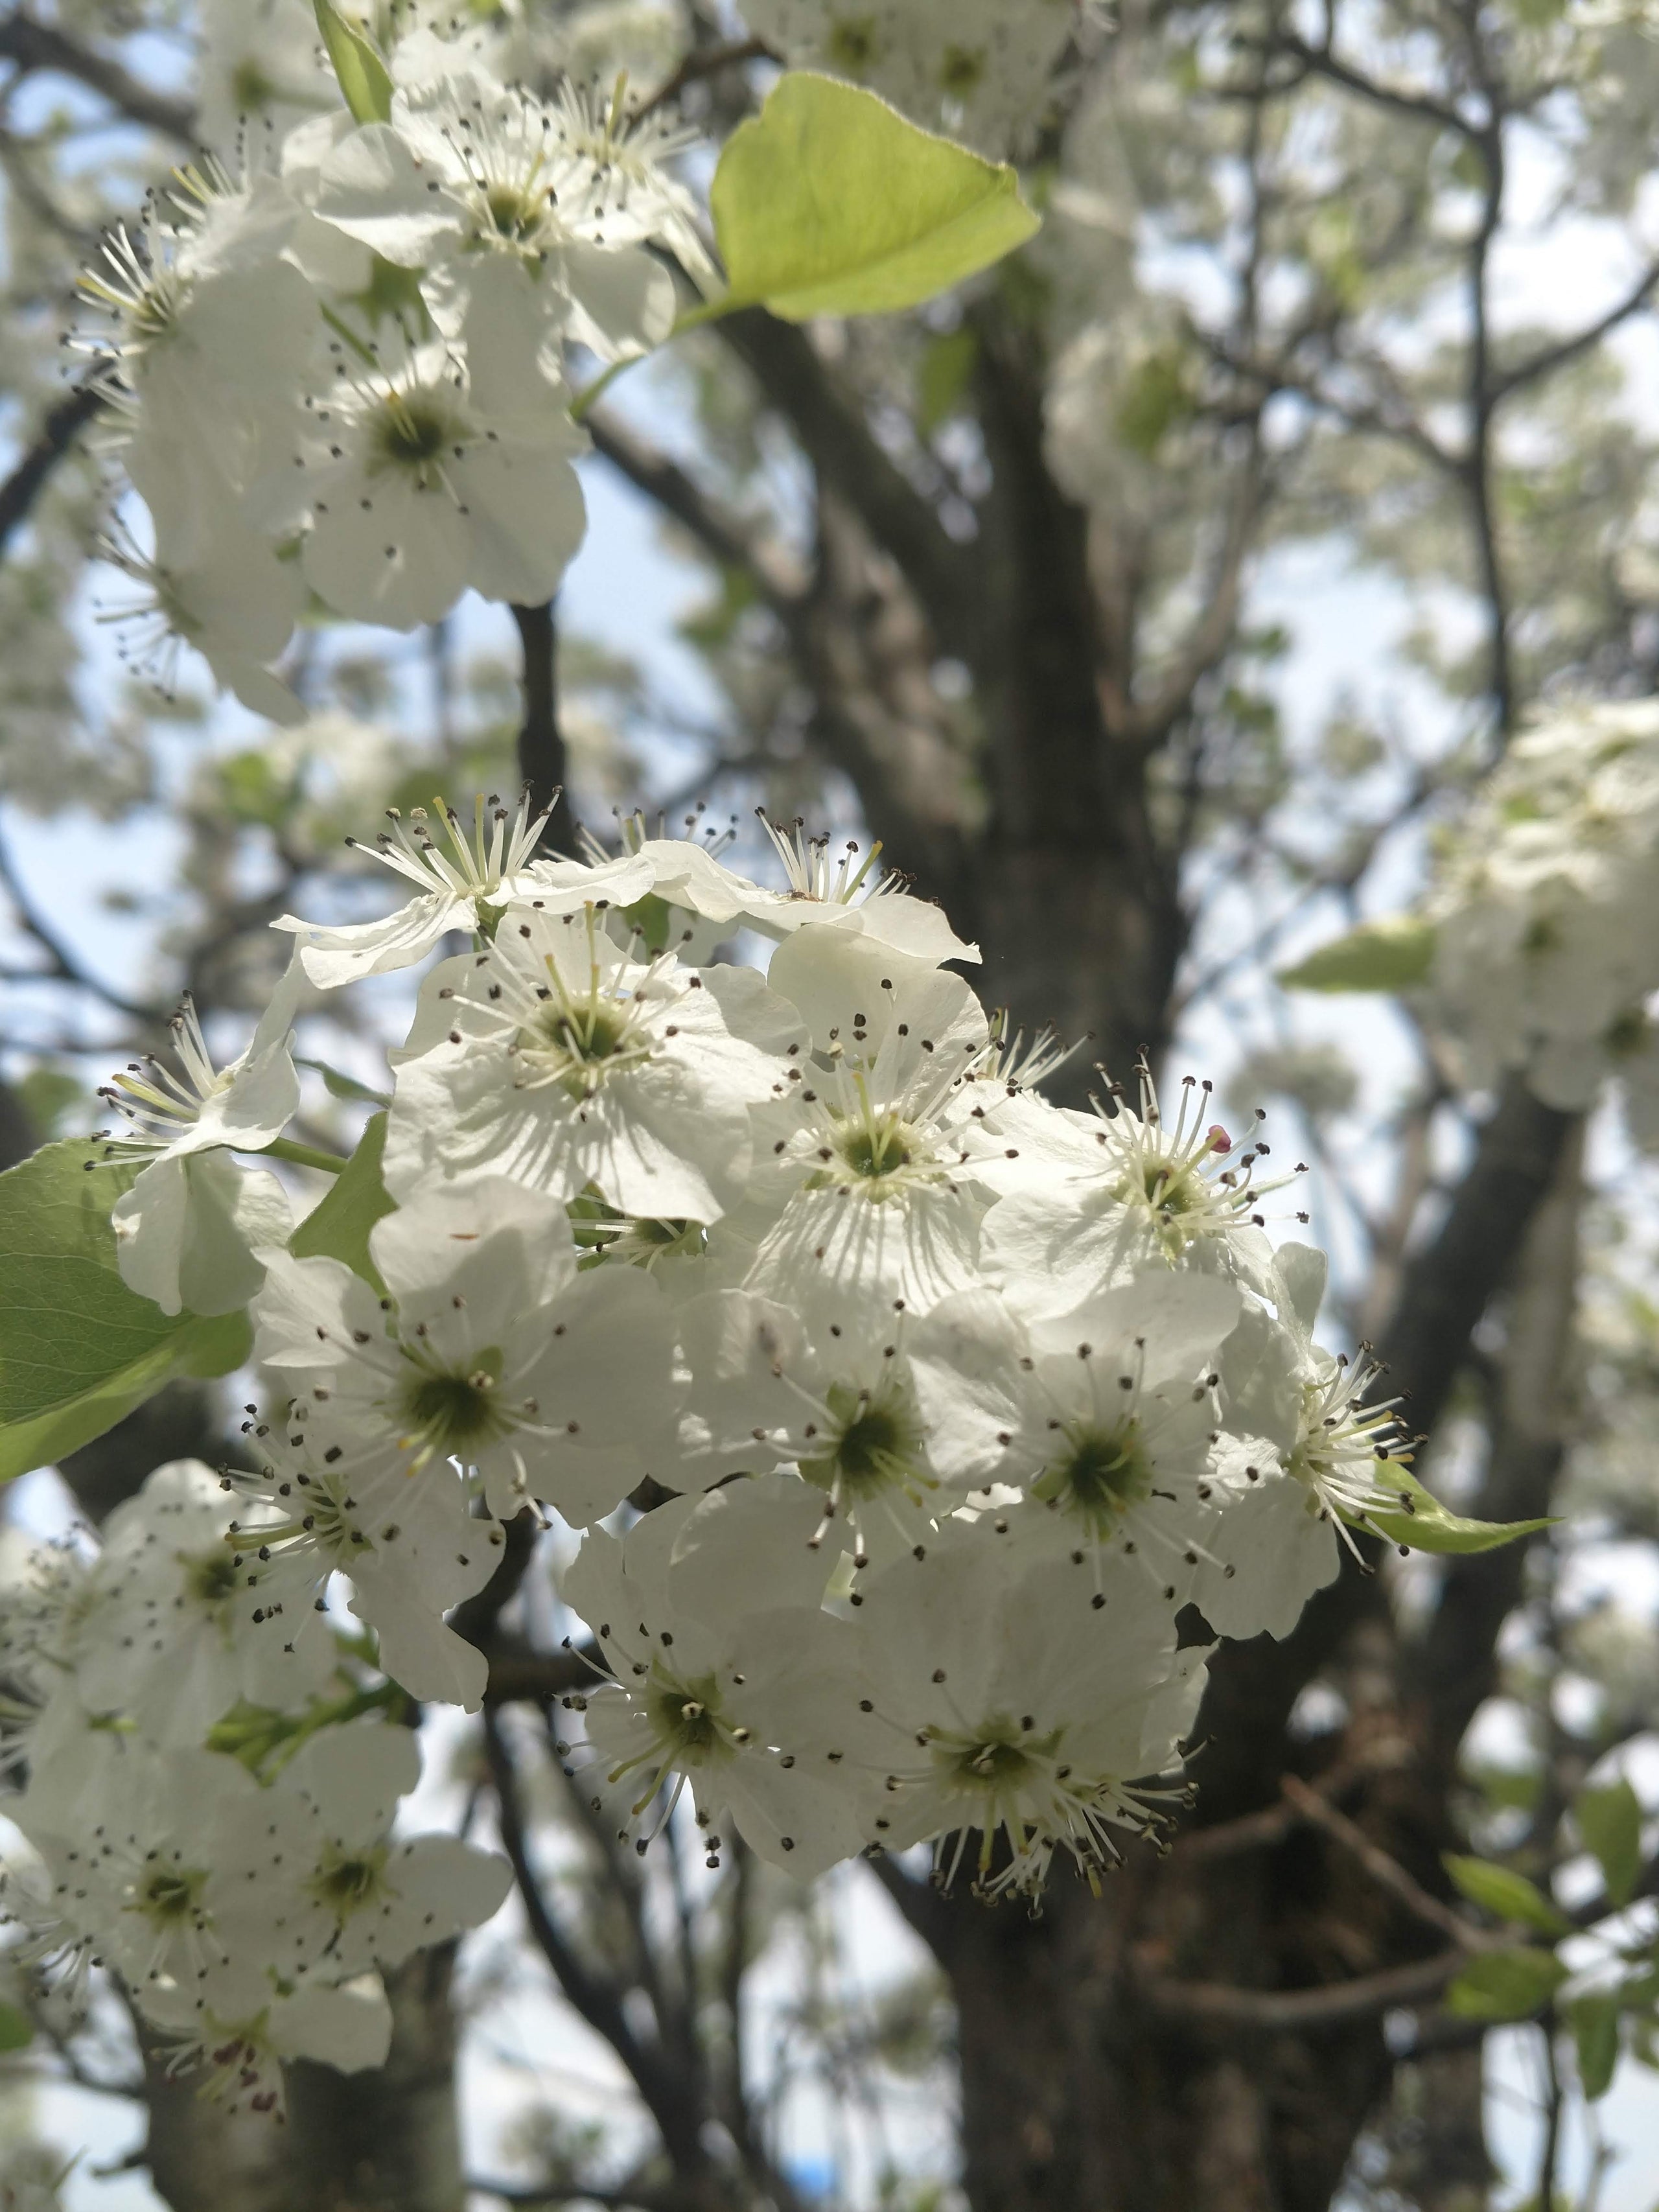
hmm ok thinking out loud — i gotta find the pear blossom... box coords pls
[100,958,303,1315]
[562,1480,873,1876]
[312,75,677,361]
[270,316,586,631]
[253,1176,681,1523]
[847,1531,1206,1897]
[275,791,653,988]
[384,906,797,1221]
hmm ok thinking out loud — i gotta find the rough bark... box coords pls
[284,1948,467,2212]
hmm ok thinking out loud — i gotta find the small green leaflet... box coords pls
[1362,1466,1555,1556]
[314,0,393,125]
[0,2002,32,2053]
[1575,1779,1643,1908]
[1443,1855,1570,1937]
[0,1141,249,1485]
[1445,1947,1568,2022]
[289,1113,395,1290]
[709,73,1039,321]
[296,1056,391,1108]
[1279,916,1437,995]
[1570,1989,1623,2101]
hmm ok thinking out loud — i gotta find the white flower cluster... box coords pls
[739,0,1091,153]
[1424,697,1659,1137]
[34,794,1426,1957]
[81,1,708,719]
[0,1462,510,2108]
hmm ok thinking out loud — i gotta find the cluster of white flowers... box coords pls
[82,0,710,719]
[739,0,1091,153]
[1421,697,1659,1138]
[0,787,1442,2050]
[0,1461,509,2107]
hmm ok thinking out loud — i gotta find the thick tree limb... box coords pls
[1409,1118,1584,1775]
[1375,1078,1576,1450]
[0,13,195,141]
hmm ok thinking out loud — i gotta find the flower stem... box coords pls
[261,1136,349,1175]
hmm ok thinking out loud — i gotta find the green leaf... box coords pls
[296,1057,391,1108]
[1570,1989,1623,2100]
[1576,1780,1643,1908]
[1363,1467,1555,1555]
[1446,1947,1568,2022]
[0,1142,250,1485]
[0,2002,32,2053]
[1443,1856,1570,1937]
[916,327,978,435]
[289,1113,394,1290]
[313,0,393,124]
[1278,916,1437,995]
[709,73,1040,321]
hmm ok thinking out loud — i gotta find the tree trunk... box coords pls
[283,1946,467,2212]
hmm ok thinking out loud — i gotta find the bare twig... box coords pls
[0,13,195,141]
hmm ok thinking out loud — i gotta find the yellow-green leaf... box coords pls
[710,73,1039,322]
[1363,1467,1554,1555]
[1576,1780,1643,1908]
[1279,916,1437,995]
[314,0,393,125]
[289,1113,394,1290]
[1443,1855,1570,1937]
[0,2003,30,2053]
[0,1141,251,1484]
[1446,1947,1568,2021]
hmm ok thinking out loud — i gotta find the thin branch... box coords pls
[511,601,574,850]
[481,1708,720,2184]
[469,2181,687,2211]
[0,814,157,1021]
[1137,1949,1464,2032]
[0,381,104,557]
[1490,255,1659,406]
[637,36,776,118]
[1279,1776,1482,1951]
[0,13,195,141]
[585,407,808,614]
[718,309,986,669]
[1253,30,1476,140]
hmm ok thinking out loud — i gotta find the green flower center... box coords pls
[371,393,459,476]
[644,1672,731,1768]
[309,1843,389,1918]
[1033,1421,1155,1533]
[132,1863,207,1929]
[399,1344,506,1452]
[826,16,879,66]
[182,1546,241,1607]
[485,181,546,241]
[800,1381,927,1502]
[939,44,988,95]
[929,1716,1062,1802]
